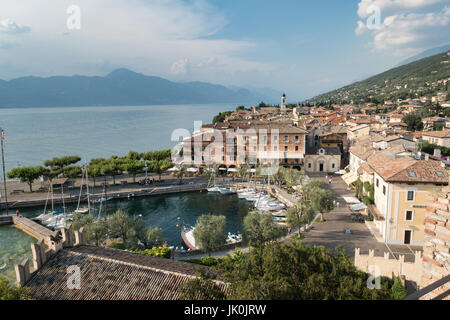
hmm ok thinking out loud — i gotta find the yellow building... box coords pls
[367,154,448,245]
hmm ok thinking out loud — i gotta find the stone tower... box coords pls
[281,93,286,111]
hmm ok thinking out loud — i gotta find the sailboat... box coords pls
[74,164,91,215]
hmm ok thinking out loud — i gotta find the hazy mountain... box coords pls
[397,44,450,67]
[0,68,266,108]
[305,50,450,105]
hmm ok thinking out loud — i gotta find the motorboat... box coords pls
[74,207,89,214]
[272,210,287,217]
[181,225,198,250]
[207,186,221,193]
[226,232,242,244]
[42,213,72,226]
[218,187,236,195]
[92,196,114,204]
[35,210,65,222]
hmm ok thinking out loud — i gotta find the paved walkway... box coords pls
[296,174,422,262]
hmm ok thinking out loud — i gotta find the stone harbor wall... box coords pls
[422,190,450,300]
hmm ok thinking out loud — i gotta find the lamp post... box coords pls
[1,128,8,215]
[144,161,148,181]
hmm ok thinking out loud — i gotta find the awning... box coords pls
[368,204,385,221]
[343,196,360,204]
[351,203,367,211]
[168,167,180,172]
[228,168,238,173]
[342,171,358,186]
[187,168,198,173]
[219,168,227,171]
[247,169,257,173]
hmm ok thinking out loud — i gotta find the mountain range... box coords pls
[0,68,278,108]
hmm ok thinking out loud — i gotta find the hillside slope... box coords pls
[305,51,450,105]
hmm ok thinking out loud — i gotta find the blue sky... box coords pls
[0,0,449,101]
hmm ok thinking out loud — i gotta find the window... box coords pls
[284,146,288,152]
[295,136,299,143]
[376,179,379,187]
[274,146,278,152]
[284,136,289,143]
[405,210,413,221]
[407,191,415,201]
[295,146,299,152]
[332,163,335,169]
[383,186,386,195]
[408,171,416,178]
[436,171,445,178]
[308,163,312,168]
[264,146,267,152]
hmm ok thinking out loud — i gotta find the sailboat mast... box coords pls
[86,164,91,215]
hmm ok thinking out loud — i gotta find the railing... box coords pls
[404,275,450,300]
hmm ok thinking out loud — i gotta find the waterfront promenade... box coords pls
[0,174,213,210]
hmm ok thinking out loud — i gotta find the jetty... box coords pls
[0,214,57,245]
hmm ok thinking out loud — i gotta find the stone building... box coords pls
[422,190,450,299]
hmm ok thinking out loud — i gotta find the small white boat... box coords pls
[74,207,89,214]
[207,187,221,193]
[92,196,114,204]
[35,210,65,222]
[219,187,236,195]
[226,232,242,244]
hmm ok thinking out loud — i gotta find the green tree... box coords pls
[180,270,227,300]
[310,188,334,222]
[87,164,101,188]
[107,210,146,249]
[402,114,423,131]
[216,242,396,300]
[243,211,286,245]
[123,160,144,183]
[390,277,407,300]
[286,198,315,237]
[151,159,173,181]
[85,219,108,246]
[147,227,164,247]
[43,156,81,177]
[127,150,141,161]
[193,215,227,256]
[7,166,44,192]
[0,276,32,300]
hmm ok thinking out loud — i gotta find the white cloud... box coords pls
[355,1,450,56]
[0,18,31,34]
[0,0,269,84]
[357,0,446,18]
[170,58,190,75]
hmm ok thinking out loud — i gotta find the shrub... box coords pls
[108,242,126,250]
[130,247,172,259]
[184,257,225,267]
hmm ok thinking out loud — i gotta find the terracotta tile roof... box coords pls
[25,246,229,300]
[367,154,448,183]
[422,130,450,139]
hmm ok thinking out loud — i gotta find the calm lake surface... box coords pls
[0,103,238,168]
[0,103,249,283]
[0,191,250,283]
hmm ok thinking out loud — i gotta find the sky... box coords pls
[0,0,449,101]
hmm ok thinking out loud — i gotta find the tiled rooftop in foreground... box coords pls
[25,245,227,300]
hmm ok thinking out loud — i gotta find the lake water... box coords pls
[0,103,239,169]
[0,103,249,284]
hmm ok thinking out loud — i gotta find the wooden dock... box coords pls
[1,214,57,245]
